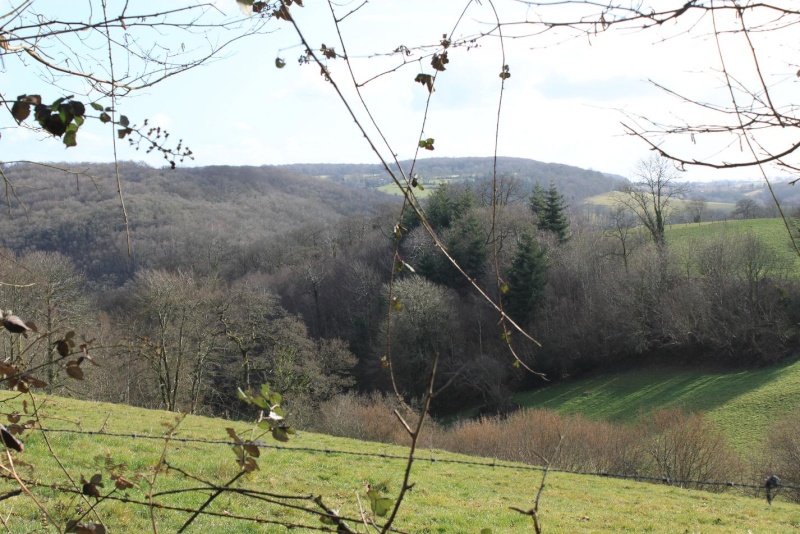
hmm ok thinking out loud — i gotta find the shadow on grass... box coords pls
[514,360,797,423]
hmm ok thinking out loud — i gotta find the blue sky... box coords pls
[3,1,798,182]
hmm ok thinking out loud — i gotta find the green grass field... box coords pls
[0,391,798,532]
[665,217,800,277]
[515,358,800,454]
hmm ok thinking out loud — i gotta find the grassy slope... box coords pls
[666,217,800,274]
[1,392,798,533]
[515,359,800,453]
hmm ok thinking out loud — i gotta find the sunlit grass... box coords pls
[0,391,797,532]
[515,358,800,454]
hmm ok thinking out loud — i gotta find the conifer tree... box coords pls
[504,232,548,325]
[529,183,547,220]
[543,182,570,243]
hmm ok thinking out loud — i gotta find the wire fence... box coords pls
[31,426,799,497]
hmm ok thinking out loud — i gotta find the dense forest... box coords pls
[0,161,797,422]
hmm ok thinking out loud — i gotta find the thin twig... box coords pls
[380,353,439,534]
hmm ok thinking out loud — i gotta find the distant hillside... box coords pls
[284,157,627,203]
[0,162,394,284]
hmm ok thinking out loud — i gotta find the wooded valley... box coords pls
[0,159,798,423]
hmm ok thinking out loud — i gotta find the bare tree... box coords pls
[732,198,763,220]
[617,155,688,246]
[685,199,709,224]
[475,175,525,208]
[604,205,643,272]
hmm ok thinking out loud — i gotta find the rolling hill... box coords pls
[284,157,628,203]
[0,390,796,533]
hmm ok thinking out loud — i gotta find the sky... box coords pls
[3,1,799,183]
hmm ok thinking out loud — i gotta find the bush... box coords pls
[637,409,744,490]
[312,399,745,492]
[765,413,800,502]
[313,392,412,445]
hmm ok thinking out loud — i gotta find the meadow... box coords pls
[514,356,800,457]
[0,391,797,532]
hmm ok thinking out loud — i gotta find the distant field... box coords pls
[515,358,800,454]
[583,192,735,213]
[1,391,798,532]
[665,217,800,276]
[377,180,439,198]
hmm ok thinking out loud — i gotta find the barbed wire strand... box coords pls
[28,427,798,495]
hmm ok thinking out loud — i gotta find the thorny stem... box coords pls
[510,434,563,534]
[380,353,439,533]
[101,0,132,258]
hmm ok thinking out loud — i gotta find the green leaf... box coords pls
[261,383,282,406]
[418,140,427,148]
[99,112,111,123]
[63,123,78,147]
[367,489,394,517]
[50,96,68,111]
[501,284,509,294]
[257,420,273,430]
[275,57,286,69]
[90,102,104,111]
[253,397,270,410]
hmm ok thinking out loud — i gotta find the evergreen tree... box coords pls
[425,183,475,229]
[418,210,487,289]
[543,182,570,243]
[504,232,548,325]
[529,183,547,220]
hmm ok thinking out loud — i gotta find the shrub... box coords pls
[637,409,744,490]
[765,413,800,502]
[313,392,412,445]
